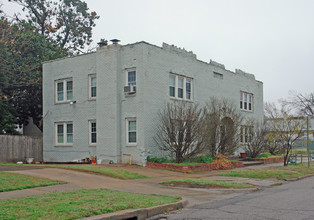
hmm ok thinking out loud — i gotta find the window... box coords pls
[178,77,184,98]
[240,126,252,144]
[126,69,136,86]
[213,72,223,79]
[55,79,73,103]
[55,122,73,145]
[89,120,96,144]
[169,75,175,97]
[240,92,253,111]
[126,118,136,145]
[169,74,193,100]
[186,79,191,100]
[89,74,96,99]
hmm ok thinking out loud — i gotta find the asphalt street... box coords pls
[153,175,314,220]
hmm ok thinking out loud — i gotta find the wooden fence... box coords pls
[0,135,43,163]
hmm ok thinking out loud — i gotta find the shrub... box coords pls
[257,152,272,158]
[146,156,169,163]
[211,154,232,170]
[198,155,214,164]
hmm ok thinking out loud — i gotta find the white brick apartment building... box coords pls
[43,40,263,165]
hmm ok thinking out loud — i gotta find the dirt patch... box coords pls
[162,182,227,189]
[0,165,43,172]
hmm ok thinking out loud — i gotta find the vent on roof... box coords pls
[110,39,120,44]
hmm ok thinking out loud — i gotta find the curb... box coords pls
[284,173,314,181]
[80,199,188,220]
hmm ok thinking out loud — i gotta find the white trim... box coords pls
[169,74,193,101]
[88,74,96,100]
[240,126,253,144]
[240,91,253,112]
[126,118,137,146]
[125,68,136,86]
[89,120,97,145]
[55,78,73,103]
[55,122,73,146]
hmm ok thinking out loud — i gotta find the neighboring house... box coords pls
[43,40,263,165]
[23,117,42,136]
[292,117,314,149]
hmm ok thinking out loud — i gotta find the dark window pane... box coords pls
[92,133,96,143]
[67,81,72,90]
[170,87,175,97]
[57,82,63,92]
[129,132,136,143]
[178,88,183,98]
[91,87,96,97]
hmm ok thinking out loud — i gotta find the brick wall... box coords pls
[146,161,244,173]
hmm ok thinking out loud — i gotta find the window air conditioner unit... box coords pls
[124,85,136,94]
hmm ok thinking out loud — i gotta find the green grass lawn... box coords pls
[0,163,148,180]
[219,162,314,180]
[0,189,181,219]
[0,172,65,192]
[219,169,301,180]
[161,179,255,188]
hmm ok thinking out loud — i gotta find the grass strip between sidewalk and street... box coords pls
[0,163,148,180]
[161,178,255,188]
[0,189,181,220]
[219,163,314,180]
[0,172,65,192]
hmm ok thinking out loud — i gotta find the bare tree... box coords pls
[283,91,314,116]
[265,138,284,155]
[265,102,307,166]
[154,101,206,163]
[204,98,243,156]
[244,118,268,158]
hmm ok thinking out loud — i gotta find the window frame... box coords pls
[125,68,136,86]
[240,91,253,112]
[126,118,137,146]
[55,122,73,146]
[89,120,97,145]
[89,74,96,100]
[169,74,193,101]
[213,72,223,79]
[240,126,253,144]
[55,78,73,103]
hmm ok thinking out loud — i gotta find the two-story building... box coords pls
[43,40,263,165]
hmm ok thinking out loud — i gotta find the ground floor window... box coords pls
[126,118,136,145]
[55,122,73,145]
[240,126,252,144]
[89,120,96,145]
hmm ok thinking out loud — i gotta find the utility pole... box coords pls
[307,116,310,168]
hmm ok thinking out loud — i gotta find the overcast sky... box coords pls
[3,0,314,103]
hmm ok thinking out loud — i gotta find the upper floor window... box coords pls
[169,74,192,100]
[213,72,223,79]
[169,75,175,97]
[127,69,136,86]
[240,91,253,111]
[55,122,73,145]
[89,74,96,99]
[89,120,96,145]
[55,78,73,103]
[186,79,191,100]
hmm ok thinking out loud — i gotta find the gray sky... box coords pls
[3,0,314,103]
